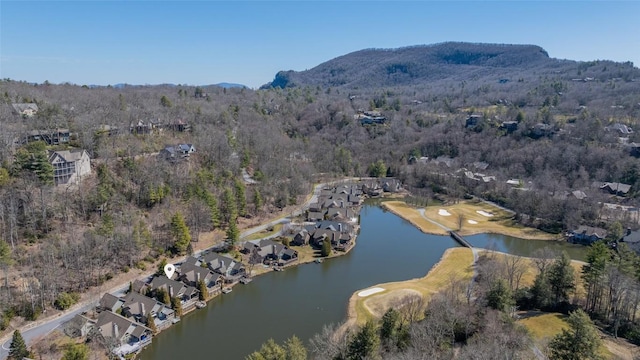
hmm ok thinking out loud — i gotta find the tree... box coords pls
[61,343,89,360]
[582,241,610,313]
[198,279,208,301]
[321,239,331,257]
[607,221,623,242]
[548,252,576,305]
[253,189,263,214]
[367,160,386,178]
[246,338,286,360]
[380,308,409,352]
[170,212,191,255]
[12,141,54,185]
[549,309,602,360]
[156,288,170,305]
[146,314,158,334]
[171,296,183,317]
[160,95,172,107]
[226,220,240,246]
[346,320,379,360]
[235,179,247,217]
[9,330,29,360]
[486,279,514,312]
[284,336,307,360]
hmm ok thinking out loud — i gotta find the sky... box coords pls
[1,1,639,89]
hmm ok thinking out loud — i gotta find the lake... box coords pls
[140,205,585,359]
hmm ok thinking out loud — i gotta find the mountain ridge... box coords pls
[261,41,629,89]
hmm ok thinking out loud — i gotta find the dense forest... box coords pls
[1,42,640,356]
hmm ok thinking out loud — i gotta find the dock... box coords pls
[449,231,473,248]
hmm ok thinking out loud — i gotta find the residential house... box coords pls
[601,182,632,196]
[130,120,158,135]
[131,279,149,294]
[242,239,298,265]
[465,114,483,129]
[48,149,91,186]
[166,119,191,132]
[178,258,222,295]
[530,123,555,138]
[500,121,518,133]
[12,103,38,117]
[382,179,402,192]
[621,229,640,254]
[64,314,96,338]
[203,253,246,282]
[95,310,152,356]
[605,123,633,135]
[22,129,70,145]
[291,229,310,246]
[158,144,196,162]
[121,292,174,326]
[307,211,325,222]
[149,277,199,311]
[569,225,608,244]
[98,293,124,313]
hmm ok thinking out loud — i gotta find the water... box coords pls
[140,205,586,359]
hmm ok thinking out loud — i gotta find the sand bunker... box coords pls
[476,210,494,217]
[467,219,478,224]
[438,209,452,216]
[358,287,385,297]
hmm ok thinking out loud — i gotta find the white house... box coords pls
[48,149,91,186]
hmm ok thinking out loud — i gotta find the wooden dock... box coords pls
[449,231,473,248]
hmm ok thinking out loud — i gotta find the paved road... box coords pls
[0,179,350,359]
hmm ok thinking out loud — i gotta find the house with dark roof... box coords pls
[568,225,608,244]
[601,182,632,196]
[121,292,174,325]
[241,239,298,265]
[178,257,223,294]
[22,128,70,145]
[605,123,633,135]
[149,276,199,311]
[203,253,246,282]
[158,144,196,162]
[98,293,124,313]
[292,229,310,246]
[95,310,152,356]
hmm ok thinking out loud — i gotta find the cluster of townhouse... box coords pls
[61,178,403,356]
[291,180,402,252]
[130,119,191,134]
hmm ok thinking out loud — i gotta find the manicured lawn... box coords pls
[381,201,447,235]
[386,199,558,240]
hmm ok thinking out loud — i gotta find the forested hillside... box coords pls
[1,42,640,338]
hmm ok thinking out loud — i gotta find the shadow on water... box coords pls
[140,205,587,359]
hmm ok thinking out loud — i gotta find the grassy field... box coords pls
[383,199,559,240]
[350,247,474,325]
[518,312,615,359]
[382,201,448,235]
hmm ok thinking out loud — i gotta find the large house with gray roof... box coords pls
[95,310,152,356]
[48,149,91,186]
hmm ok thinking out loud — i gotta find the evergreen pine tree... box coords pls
[9,330,29,360]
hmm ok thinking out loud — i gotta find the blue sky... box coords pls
[1,1,639,88]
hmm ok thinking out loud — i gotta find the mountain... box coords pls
[213,82,247,89]
[261,42,622,89]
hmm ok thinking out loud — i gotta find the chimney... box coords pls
[169,285,174,298]
[196,272,201,283]
[140,302,145,316]
[338,223,342,232]
[113,323,119,338]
